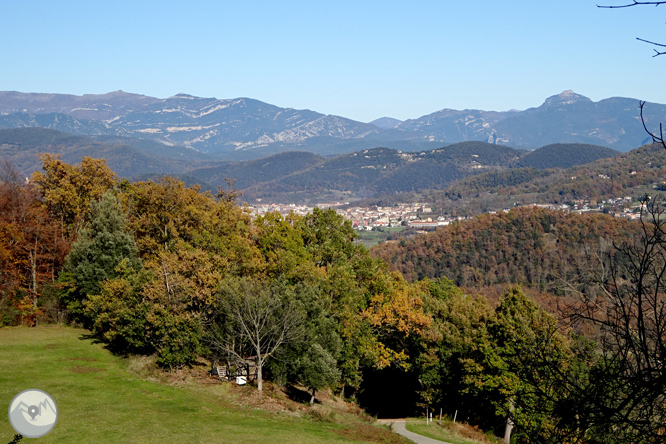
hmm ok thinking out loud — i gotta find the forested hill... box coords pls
[371,207,640,288]
[240,142,524,201]
[433,142,666,216]
[0,127,219,177]
[517,143,620,169]
[0,127,627,204]
[185,151,325,190]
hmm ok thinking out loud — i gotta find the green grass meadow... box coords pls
[356,227,406,248]
[0,326,388,444]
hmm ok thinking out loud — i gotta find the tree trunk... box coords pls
[309,389,316,406]
[30,241,38,298]
[504,398,515,444]
[256,354,263,391]
[503,416,514,444]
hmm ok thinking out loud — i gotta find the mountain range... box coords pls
[1,90,665,158]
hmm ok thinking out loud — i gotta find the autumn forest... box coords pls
[1,154,665,443]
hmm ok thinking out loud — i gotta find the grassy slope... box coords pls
[0,326,400,444]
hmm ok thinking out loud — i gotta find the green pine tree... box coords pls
[60,190,140,323]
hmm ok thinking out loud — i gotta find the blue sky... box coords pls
[1,1,664,122]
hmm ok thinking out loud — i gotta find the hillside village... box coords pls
[247,194,647,235]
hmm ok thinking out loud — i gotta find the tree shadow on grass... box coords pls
[78,332,105,345]
[285,385,320,405]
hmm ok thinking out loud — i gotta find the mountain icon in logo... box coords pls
[8,389,58,438]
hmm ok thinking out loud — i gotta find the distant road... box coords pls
[377,419,453,444]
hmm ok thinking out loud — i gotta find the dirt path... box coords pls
[377,419,453,444]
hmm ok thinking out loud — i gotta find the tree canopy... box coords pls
[2,154,663,442]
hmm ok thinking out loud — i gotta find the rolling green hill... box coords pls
[426,143,666,218]
[0,127,641,205]
[223,142,622,203]
[0,128,221,178]
[0,326,405,444]
[517,143,619,169]
[240,142,524,202]
[187,151,325,190]
[371,207,640,288]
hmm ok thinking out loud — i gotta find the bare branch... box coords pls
[599,2,666,55]
[634,38,666,56]
[639,101,666,150]
[598,1,666,8]
[563,198,666,437]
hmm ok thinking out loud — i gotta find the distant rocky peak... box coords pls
[169,93,198,100]
[369,117,402,129]
[101,90,128,96]
[543,90,592,107]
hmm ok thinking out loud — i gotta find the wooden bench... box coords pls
[213,362,257,382]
